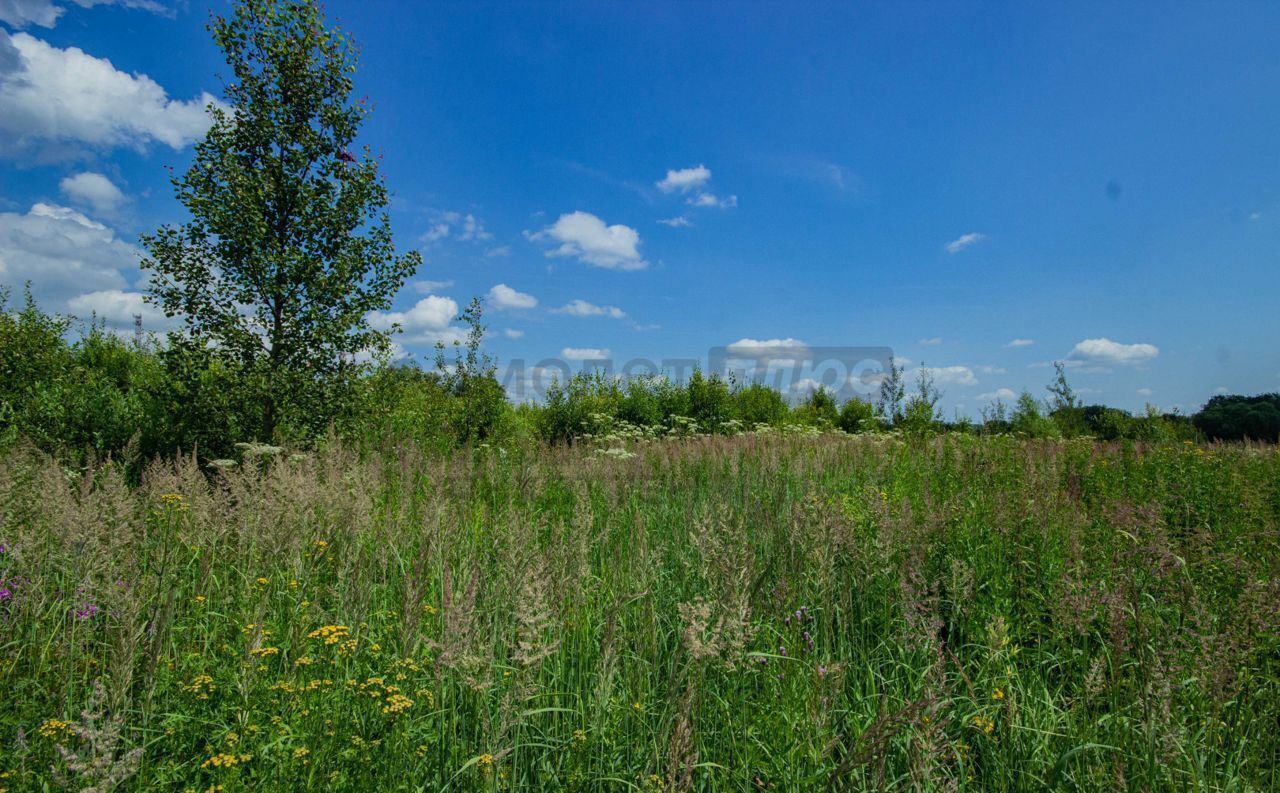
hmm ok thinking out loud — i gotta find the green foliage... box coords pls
[794,386,839,428]
[2,435,1277,791]
[1011,390,1061,439]
[140,0,420,441]
[896,367,943,436]
[733,382,789,427]
[1194,393,1280,441]
[837,397,876,434]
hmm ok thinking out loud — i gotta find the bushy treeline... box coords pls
[1,289,1263,464]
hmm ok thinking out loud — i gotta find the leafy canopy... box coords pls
[140,0,420,438]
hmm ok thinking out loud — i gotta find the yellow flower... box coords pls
[632,701,643,713]
[315,540,329,549]
[292,747,310,760]
[992,688,1005,700]
[200,753,251,769]
[37,718,74,739]
[249,646,280,658]
[255,577,270,586]
[382,694,414,715]
[972,715,995,735]
[192,595,207,605]
[421,603,437,615]
[477,754,494,774]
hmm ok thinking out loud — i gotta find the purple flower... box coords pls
[778,646,786,656]
[0,542,8,553]
[818,665,827,678]
[0,588,11,601]
[74,604,99,620]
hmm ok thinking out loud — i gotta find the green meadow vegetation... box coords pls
[1,433,1278,791]
[3,1,1280,791]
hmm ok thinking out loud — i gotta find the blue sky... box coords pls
[2,0,1278,415]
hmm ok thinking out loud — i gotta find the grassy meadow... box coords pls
[1,433,1278,791]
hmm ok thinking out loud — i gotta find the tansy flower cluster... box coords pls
[201,753,252,769]
[37,718,73,739]
[307,625,350,645]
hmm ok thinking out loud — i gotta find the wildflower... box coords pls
[193,595,207,605]
[992,688,1005,700]
[817,665,827,677]
[255,577,270,586]
[572,729,587,747]
[183,674,215,699]
[421,603,437,615]
[477,754,494,774]
[249,646,280,658]
[632,701,643,713]
[74,604,99,620]
[382,694,413,715]
[292,747,309,760]
[200,753,251,769]
[314,540,329,550]
[307,625,350,645]
[972,715,995,735]
[37,718,73,739]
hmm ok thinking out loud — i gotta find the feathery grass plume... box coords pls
[50,680,142,793]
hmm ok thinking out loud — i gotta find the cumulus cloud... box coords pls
[1137,387,1153,396]
[503,328,524,339]
[528,211,646,270]
[65,287,173,331]
[656,164,711,194]
[919,336,942,346]
[0,202,139,309]
[976,388,1017,401]
[1066,338,1159,367]
[365,295,461,344]
[1004,338,1034,348]
[59,171,125,213]
[657,216,692,228]
[944,232,985,254]
[913,365,977,386]
[0,31,219,158]
[487,283,537,310]
[560,347,610,361]
[725,337,809,356]
[552,299,625,319]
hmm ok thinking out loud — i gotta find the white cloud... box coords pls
[0,0,60,27]
[656,164,711,194]
[560,347,610,361]
[1004,338,1034,348]
[975,365,1006,374]
[913,365,977,386]
[418,211,492,244]
[945,232,985,254]
[1067,338,1159,367]
[919,336,942,346]
[59,171,125,213]
[1249,212,1262,221]
[0,202,138,309]
[726,337,808,356]
[976,388,1017,402]
[0,32,219,157]
[658,216,692,228]
[1214,386,1229,394]
[65,287,172,330]
[366,295,459,343]
[410,279,454,293]
[552,299,625,319]
[1137,388,1153,396]
[0,1,169,29]
[528,211,646,270]
[503,328,524,339]
[487,283,537,310]
[485,245,511,257]
[687,192,737,209]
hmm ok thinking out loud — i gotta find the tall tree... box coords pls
[141,0,420,440]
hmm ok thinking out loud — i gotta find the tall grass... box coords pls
[1,434,1277,791]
